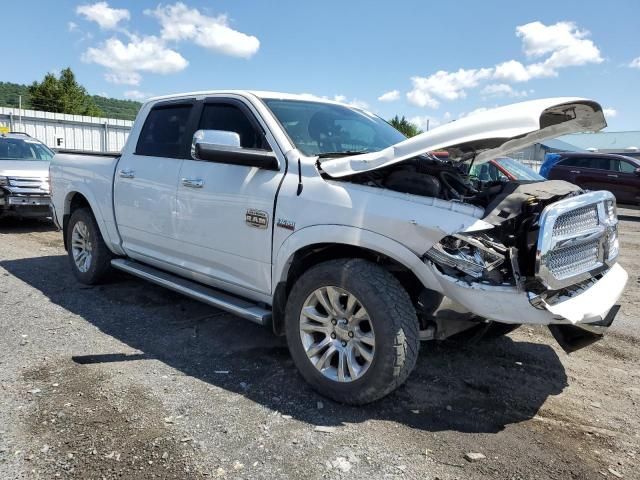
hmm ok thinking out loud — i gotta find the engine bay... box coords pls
[334,154,582,291]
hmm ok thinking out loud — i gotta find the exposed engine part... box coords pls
[336,155,583,291]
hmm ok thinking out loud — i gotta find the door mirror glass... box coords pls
[191,129,279,170]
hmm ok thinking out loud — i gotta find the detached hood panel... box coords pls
[321,98,606,178]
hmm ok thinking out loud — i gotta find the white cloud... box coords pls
[147,2,260,58]
[408,115,440,131]
[459,107,490,119]
[629,57,640,69]
[406,21,602,107]
[76,2,130,30]
[378,90,400,102]
[493,60,533,82]
[83,36,188,86]
[124,90,151,100]
[481,83,528,98]
[299,93,368,109]
[407,68,493,108]
[603,108,617,118]
[68,21,78,32]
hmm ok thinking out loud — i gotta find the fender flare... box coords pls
[62,187,123,255]
[273,224,441,291]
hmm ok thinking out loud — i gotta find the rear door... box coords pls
[114,99,198,265]
[174,96,285,297]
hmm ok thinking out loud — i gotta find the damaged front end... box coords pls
[422,186,627,352]
[318,97,627,351]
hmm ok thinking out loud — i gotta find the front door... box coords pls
[175,97,285,296]
[114,100,197,265]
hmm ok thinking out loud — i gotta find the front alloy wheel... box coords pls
[285,258,420,405]
[300,286,375,383]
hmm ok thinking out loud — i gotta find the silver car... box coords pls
[0,132,53,219]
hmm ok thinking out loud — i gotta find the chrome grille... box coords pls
[545,240,600,281]
[4,176,49,195]
[552,205,598,239]
[536,191,618,290]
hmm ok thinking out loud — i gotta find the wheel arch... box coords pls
[61,190,118,255]
[271,225,440,335]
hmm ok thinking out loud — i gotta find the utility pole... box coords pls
[426,119,430,131]
[18,95,22,132]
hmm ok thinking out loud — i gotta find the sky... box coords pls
[2,0,639,130]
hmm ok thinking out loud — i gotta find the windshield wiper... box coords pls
[317,150,369,159]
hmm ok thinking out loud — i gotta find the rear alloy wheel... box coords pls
[285,259,420,405]
[71,220,93,273]
[66,208,113,284]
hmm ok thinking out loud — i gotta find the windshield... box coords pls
[468,157,543,181]
[495,157,544,180]
[263,99,406,157]
[0,137,54,161]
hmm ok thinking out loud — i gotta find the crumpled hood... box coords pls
[321,98,606,178]
[0,161,50,178]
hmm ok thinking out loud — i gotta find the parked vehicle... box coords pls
[541,152,640,205]
[432,152,543,182]
[50,93,627,404]
[469,156,544,182]
[0,132,53,219]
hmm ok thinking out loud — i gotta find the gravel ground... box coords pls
[0,208,639,479]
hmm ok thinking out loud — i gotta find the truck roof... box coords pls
[146,90,355,107]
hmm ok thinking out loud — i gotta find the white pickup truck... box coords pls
[50,91,627,404]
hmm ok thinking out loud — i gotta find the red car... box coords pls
[542,152,640,205]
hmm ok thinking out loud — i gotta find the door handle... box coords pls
[570,170,581,174]
[119,169,135,179]
[181,178,205,188]
[607,174,618,178]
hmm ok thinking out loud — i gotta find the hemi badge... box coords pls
[277,218,295,231]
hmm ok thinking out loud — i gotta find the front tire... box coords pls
[67,208,113,285]
[285,259,420,405]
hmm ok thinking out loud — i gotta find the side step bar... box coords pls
[111,259,272,326]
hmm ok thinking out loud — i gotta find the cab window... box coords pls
[136,104,193,158]
[198,103,269,150]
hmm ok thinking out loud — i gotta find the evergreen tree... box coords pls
[27,68,103,117]
[389,115,422,138]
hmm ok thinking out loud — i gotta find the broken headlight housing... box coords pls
[425,234,505,279]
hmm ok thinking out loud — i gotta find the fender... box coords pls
[62,186,124,256]
[273,224,441,292]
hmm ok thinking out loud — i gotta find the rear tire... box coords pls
[66,208,113,285]
[285,258,420,405]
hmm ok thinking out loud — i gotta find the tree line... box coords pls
[1,69,424,135]
[0,69,141,120]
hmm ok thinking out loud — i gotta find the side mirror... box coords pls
[191,129,279,170]
[635,167,640,176]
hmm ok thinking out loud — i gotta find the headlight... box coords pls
[425,235,505,278]
[0,176,8,186]
[604,199,617,224]
[606,225,619,261]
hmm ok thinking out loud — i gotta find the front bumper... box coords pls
[0,194,52,218]
[430,262,628,328]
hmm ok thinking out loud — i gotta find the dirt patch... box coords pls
[21,361,206,479]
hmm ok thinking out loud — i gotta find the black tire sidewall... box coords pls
[67,208,110,284]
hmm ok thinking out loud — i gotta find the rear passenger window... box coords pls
[198,103,269,150]
[136,104,193,158]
